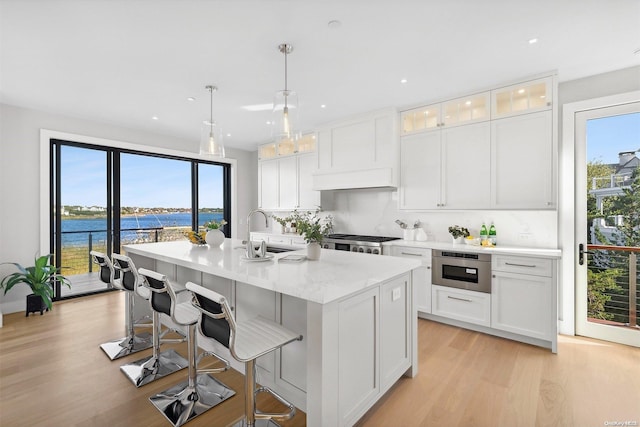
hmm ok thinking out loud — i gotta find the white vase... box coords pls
[307,242,321,261]
[452,236,463,244]
[205,229,225,247]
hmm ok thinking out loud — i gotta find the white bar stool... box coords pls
[91,252,153,360]
[144,271,235,427]
[119,268,190,387]
[186,282,301,427]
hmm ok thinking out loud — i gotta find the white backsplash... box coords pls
[317,188,558,248]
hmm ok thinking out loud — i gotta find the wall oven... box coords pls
[432,250,492,293]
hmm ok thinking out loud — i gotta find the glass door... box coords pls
[575,102,640,347]
[53,143,112,297]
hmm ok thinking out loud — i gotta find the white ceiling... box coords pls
[1,0,639,152]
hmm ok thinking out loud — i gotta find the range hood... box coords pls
[312,167,397,191]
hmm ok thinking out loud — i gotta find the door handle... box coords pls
[579,243,595,265]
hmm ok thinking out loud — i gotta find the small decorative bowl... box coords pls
[464,237,481,246]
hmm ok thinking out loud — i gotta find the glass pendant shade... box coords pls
[200,121,225,157]
[200,85,225,158]
[272,89,299,145]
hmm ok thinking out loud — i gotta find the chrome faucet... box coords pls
[246,209,269,258]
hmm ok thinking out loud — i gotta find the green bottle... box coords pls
[480,223,488,243]
[489,222,497,246]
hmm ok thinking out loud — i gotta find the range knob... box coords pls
[372,248,380,255]
[351,247,358,252]
[358,247,364,253]
[366,248,372,254]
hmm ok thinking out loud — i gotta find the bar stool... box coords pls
[144,271,236,427]
[93,252,153,360]
[186,282,301,427]
[119,268,190,387]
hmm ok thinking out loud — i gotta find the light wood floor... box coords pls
[1,292,639,427]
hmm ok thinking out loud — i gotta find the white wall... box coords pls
[0,103,257,315]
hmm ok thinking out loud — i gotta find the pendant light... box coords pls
[273,43,299,148]
[200,85,225,158]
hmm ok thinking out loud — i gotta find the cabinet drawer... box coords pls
[289,236,308,248]
[492,255,552,277]
[431,285,490,327]
[390,246,431,266]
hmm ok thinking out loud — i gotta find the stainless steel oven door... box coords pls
[432,251,491,293]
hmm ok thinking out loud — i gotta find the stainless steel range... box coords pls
[322,233,401,255]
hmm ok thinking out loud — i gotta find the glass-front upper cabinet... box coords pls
[491,77,552,119]
[258,133,316,160]
[401,104,441,135]
[441,92,490,127]
[296,133,316,153]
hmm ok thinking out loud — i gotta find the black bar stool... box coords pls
[143,271,236,427]
[119,268,189,387]
[186,282,301,427]
[92,252,153,360]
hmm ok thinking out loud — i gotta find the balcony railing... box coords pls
[588,244,639,329]
[591,172,633,190]
[57,226,190,276]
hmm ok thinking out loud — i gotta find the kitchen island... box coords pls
[124,239,421,427]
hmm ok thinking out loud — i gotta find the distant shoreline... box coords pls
[62,211,223,220]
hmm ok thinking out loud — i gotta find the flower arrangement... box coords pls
[204,219,227,230]
[274,210,333,244]
[448,225,470,239]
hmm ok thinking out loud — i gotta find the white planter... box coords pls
[205,229,225,247]
[307,242,322,261]
[452,236,464,244]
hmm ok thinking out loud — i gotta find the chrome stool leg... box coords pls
[149,322,235,427]
[100,292,152,360]
[120,311,188,387]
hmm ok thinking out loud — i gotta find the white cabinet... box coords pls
[337,272,412,426]
[399,121,490,210]
[258,153,320,211]
[258,133,317,160]
[389,246,431,314]
[380,275,411,390]
[491,77,552,119]
[399,132,441,209]
[278,294,307,392]
[491,110,554,209]
[431,285,491,327]
[313,108,398,190]
[401,91,490,135]
[491,255,554,341]
[338,287,379,425]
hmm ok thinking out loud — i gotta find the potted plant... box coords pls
[448,225,470,244]
[0,254,71,315]
[274,210,333,260]
[203,219,227,247]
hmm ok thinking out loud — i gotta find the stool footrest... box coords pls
[254,386,296,422]
[196,350,231,374]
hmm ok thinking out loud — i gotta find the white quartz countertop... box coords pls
[124,239,421,305]
[385,240,562,258]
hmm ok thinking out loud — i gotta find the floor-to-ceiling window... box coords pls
[50,139,230,299]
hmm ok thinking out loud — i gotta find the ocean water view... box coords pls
[60,212,224,246]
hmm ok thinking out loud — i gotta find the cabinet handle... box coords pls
[400,252,423,257]
[505,262,537,268]
[447,296,472,303]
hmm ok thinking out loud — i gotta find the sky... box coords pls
[61,147,224,208]
[587,112,640,164]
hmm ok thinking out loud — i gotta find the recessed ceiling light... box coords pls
[266,121,272,125]
[465,101,471,106]
[320,104,326,109]
[400,79,408,84]
[517,89,525,94]
[540,95,546,99]
[152,116,159,120]
[187,97,196,102]
[226,133,231,137]
[328,20,341,29]
[528,38,538,44]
